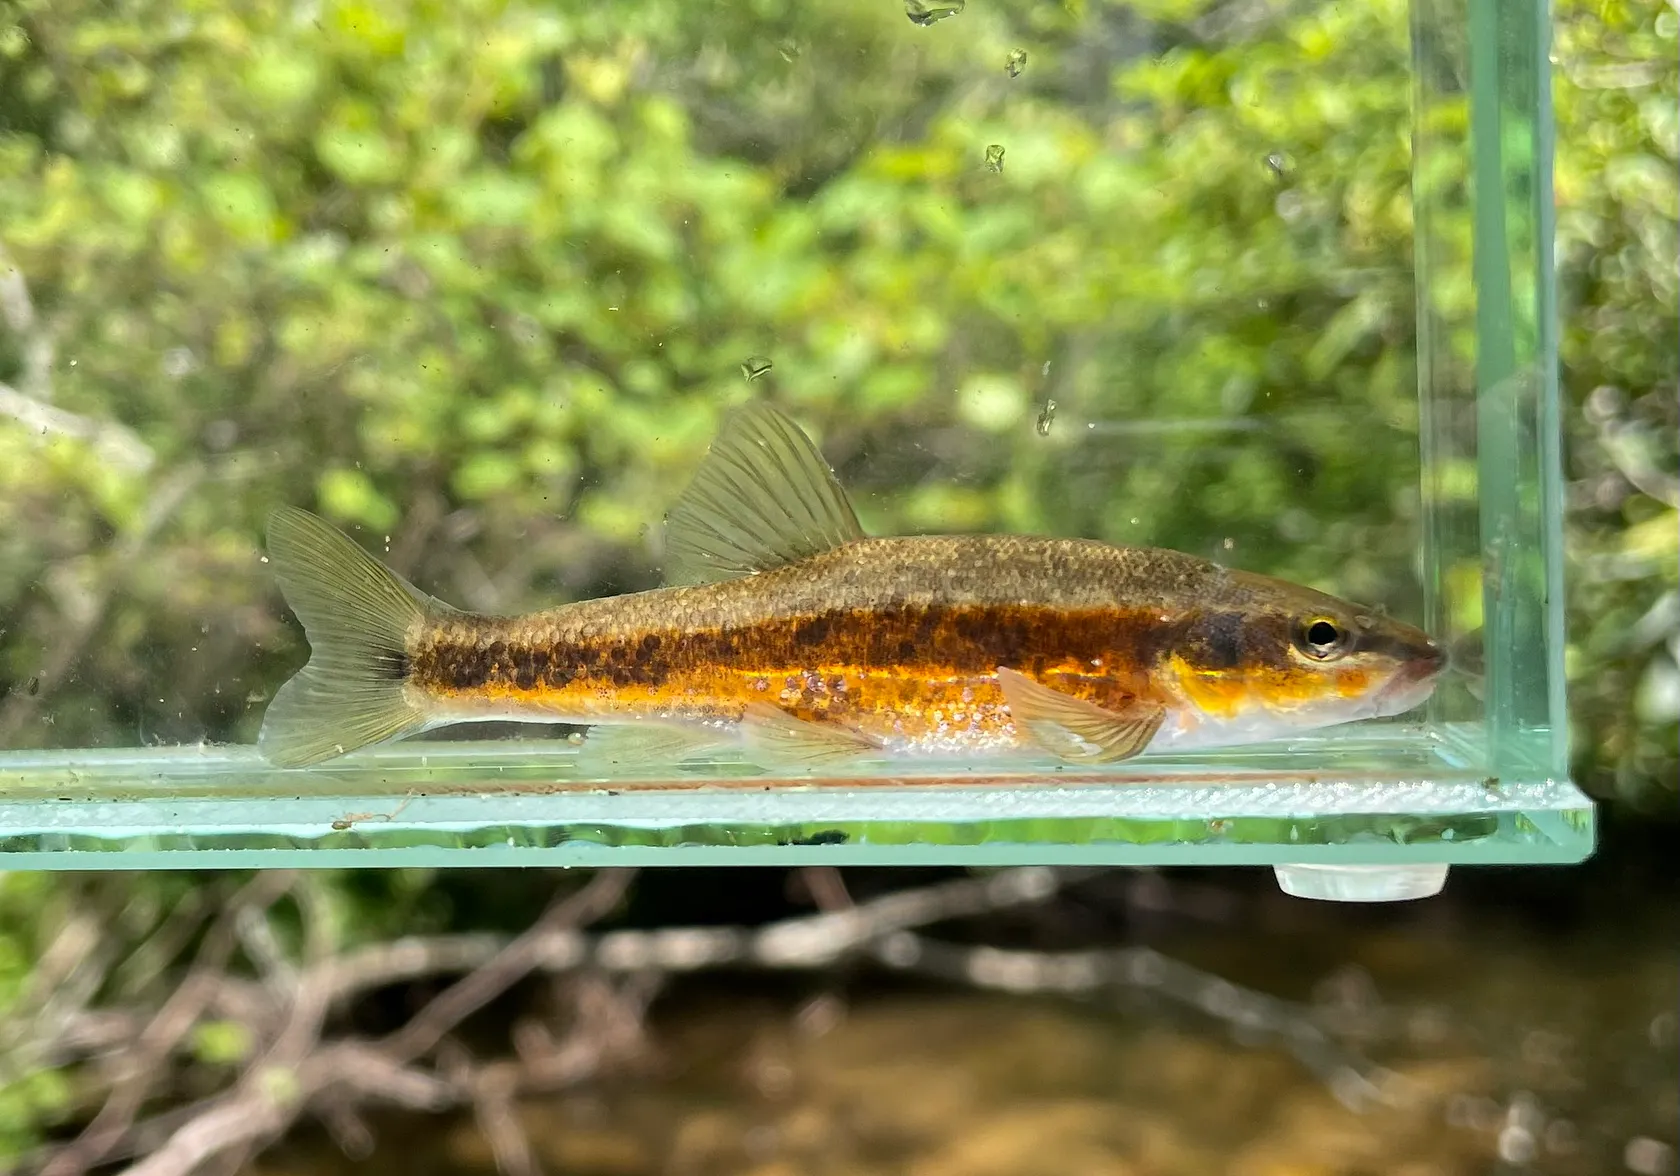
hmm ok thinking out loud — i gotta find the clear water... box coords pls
[0,0,1587,872]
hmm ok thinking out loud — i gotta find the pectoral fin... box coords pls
[738,703,881,766]
[994,667,1165,763]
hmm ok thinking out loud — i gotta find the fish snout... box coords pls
[1408,636,1447,683]
[1371,634,1446,717]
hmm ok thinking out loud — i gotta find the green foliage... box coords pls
[1552,0,1678,807]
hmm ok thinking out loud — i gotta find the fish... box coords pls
[257,402,1445,769]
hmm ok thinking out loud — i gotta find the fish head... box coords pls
[1163,571,1445,742]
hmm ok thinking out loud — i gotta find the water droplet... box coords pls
[984,143,1005,172]
[1006,48,1028,77]
[1035,398,1057,436]
[741,355,773,381]
[904,0,965,25]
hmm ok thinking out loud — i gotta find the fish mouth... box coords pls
[1374,640,1446,717]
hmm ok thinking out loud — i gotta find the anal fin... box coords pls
[738,703,881,767]
[994,667,1165,763]
[576,722,732,772]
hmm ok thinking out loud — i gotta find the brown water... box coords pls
[256,870,1677,1176]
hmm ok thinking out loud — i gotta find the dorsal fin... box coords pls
[662,402,866,586]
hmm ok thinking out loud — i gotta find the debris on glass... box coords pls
[984,143,1005,173]
[741,356,774,381]
[1006,48,1028,77]
[1035,398,1057,436]
[904,0,965,26]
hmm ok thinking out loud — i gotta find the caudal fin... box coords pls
[259,507,445,767]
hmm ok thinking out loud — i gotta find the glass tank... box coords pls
[0,0,1590,896]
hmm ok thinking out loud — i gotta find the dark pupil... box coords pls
[1306,620,1340,648]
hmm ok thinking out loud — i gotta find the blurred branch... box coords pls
[0,245,153,473]
[865,933,1397,1111]
[111,888,215,1002]
[0,380,155,474]
[105,871,643,1176]
[24,868,1081,1176]
[0,242,56,401]
[446,1042,540,1176]
[0,892,112,1086]
[379,868,638,1063]
[0,462,203,744]
[22,866,1399,1176]
[39,873,298,1176]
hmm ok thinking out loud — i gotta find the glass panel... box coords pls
[0,738,1590,868]
[0,0,1589,877]
[1413,0,1571,781]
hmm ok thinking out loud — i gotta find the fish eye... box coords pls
[1296,617,1347,661]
